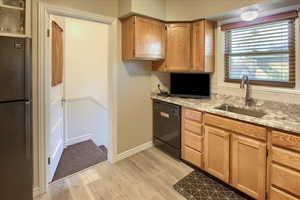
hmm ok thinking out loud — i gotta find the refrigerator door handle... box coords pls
[25,101,31,160]
[25,38,32,101]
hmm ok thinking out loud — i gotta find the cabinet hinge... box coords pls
[133,49,135,55]
[47,29,50,37]
[266,149,269,157]
[48,157,51,165]
[165,25,168,30]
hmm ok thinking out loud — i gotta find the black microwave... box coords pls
[170,73,210,98]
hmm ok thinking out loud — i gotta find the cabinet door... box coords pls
[204,126,230,183]
[135,16,166,60]
[231,134,266,200]
[191,20,215,72]
[166,23,191,71]
[191,21,205,72]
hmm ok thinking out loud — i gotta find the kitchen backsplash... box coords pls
[151,72,300,105]
[151,72,170,93]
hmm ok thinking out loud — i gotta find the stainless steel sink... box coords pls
[215,104,266,118]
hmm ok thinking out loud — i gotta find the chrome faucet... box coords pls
[240,75,251,107]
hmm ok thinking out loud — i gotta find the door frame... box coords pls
[37,2,118,194]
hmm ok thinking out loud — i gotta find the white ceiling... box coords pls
[207,0,300,24]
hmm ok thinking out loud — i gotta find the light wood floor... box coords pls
[36,147,193,200]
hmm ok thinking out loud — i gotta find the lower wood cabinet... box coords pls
[204,126,230,183]
[184,130,203,152]
[269,187,299,200]
[271,130,300,152]
[270,164,300,198]
[181,108,204,168]
[180,108,300,200]
[182,146,203,168]
[184,120,202,135]
[271,146,300,171]
[269,130,300,200]
[231,134,266,200]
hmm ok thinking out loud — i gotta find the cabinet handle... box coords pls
[25,101,31,160]
[160,112,170,118]
[25,38,32,101]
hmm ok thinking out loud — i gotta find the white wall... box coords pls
[117,60,153,154]
[119,0,132,17]
[46,0,119,17]
[131,0,166,20]
[119,0,166,20]
[119,0,270,21]
[64,17,109,147]
[165,0,270,21]
[65,98,108,147]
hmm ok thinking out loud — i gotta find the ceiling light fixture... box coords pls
[240,9,259,21]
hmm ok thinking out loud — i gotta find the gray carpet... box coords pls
[52,140,107,181]
[174,170,253,200]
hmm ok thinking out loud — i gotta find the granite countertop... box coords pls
[152,93,300,135]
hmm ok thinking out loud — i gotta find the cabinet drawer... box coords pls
[204,114,267,141]
[182,146,203,168]
[271,164,300,197]
[184,131,203,152]
[270,187,298,200]
[272,147,300,171]
[184,120,202,135]
[184,108,202,123]
[272,130,300,153]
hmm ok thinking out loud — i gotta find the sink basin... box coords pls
[215,104,266,118]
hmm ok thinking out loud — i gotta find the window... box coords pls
[224,19,296,88]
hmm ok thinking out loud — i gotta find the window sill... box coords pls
[224,79,295,88]
[217,81,300,96]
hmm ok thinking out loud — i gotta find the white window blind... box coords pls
[225,20,295,88]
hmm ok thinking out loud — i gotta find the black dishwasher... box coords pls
[153,100,181,159]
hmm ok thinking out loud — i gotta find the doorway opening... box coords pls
[48,15,110,182]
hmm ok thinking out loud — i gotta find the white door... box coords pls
[48,16,65,182]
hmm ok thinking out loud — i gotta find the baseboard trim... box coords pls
[111,141,153,163]
[64,134,93,147]
[33,186,41,198]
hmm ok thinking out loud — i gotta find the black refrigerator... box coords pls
[0,36,32,200]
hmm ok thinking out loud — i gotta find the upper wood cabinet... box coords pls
[165,23,192,72]
[153,23,192,72]
[121,16,166,61]
[231,134,266,200]
[191,20,215,72]
[153,20,215,72]
[121,16,215,71]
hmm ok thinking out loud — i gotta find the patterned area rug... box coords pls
[174,170,253,200]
